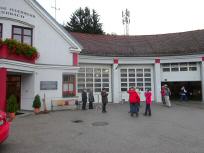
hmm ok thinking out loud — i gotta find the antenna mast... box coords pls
[122,9,130,35]
[51,0,60,20]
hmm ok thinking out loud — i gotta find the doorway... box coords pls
[7,75,21,109]
[161,81,202,101]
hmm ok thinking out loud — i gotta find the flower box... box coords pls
[0,45,36,64]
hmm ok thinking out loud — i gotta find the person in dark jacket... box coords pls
[180,86,188,101]
[88,89,94,109]
[101,88,108,113]
[81,89,87,110]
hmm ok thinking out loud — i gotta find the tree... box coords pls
[32,95,41,109]
[64,7,104,34]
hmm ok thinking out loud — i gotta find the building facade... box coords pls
[1,1,204,112]
[71,32,204,103]
[0,0,82,111]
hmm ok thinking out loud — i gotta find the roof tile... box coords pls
[70,30,204,57]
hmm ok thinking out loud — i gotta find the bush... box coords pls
[3,39,17,53]
[32,95,41,108]
[2,39,39,60]
[7,95,18,113]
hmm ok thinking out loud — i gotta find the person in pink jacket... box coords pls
[161,85,166,105]
[144,89,152,116]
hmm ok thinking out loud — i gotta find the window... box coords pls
[78,68,86,92]
[144,69,151,72]
[189,62,197,71]
[129,78,135,82]
[180,63,188,71]
[102,69,109,77]
[162,63,170,67]
[189,67,197,71]
[86,78,93,82]
[137,78,143,82]
[189,62,196,66]
[77,67,111,93]
[12,25,33,45]
[121,69,127,77]
[63,75,76,97]
[162,63,170,72]
[163,68,170,72]
[171,63,179,72]
[0,23,2,38]
[120,68,152,92]
[128,69,135,77]
[121,78,127,82]
[162,62,197,72]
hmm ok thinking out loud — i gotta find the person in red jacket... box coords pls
[127,87,140,117]
[144,89,152,116]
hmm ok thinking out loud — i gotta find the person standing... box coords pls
[136,87,141,107]
[128,87,137,117]
[101,88,108,113]
[127,87,140,117]
[144,89,152,116]
[127,87,133,113]
[81,89,87,110]
[161,85,166,105]
[180,86,188,101]
[88,89,94,109]
[164,85,171,107]
[135,89,141,116]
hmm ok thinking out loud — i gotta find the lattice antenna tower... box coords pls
[122,9,130,35]
[51,0,60,20]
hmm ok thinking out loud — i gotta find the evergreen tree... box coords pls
[92,10,103,34]
[65,7,104,34]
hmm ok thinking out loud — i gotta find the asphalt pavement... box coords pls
[1,102,204,153]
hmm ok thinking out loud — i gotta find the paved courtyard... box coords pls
[1,102,204,153]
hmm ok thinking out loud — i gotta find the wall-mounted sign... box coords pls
[40,81,58,90]
[0,6,36,19]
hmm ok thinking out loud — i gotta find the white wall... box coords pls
[0,0,80,110]
[0,0,73,66]
[21,73,35,110]
[34,69,77,110]
[161,70,201,82]
[35,69,62,110]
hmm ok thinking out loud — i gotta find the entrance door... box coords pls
[7,75,21,109]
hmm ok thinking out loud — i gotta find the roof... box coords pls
[70,30,204,57]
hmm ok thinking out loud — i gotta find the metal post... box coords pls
[51,0,60,20]
[122,9,130,35]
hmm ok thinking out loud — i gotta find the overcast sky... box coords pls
[36,0,204,35]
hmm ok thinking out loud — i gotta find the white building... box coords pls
[1,0,204,112]
[71,32,204,103]
[0,0,82,111]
